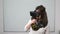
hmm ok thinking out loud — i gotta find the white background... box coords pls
[0,0,60,34]
[3,0,55,32]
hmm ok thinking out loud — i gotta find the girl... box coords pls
[24,5,49,34]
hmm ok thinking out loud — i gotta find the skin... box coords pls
[25,19,37,30]
[25,9,41,30]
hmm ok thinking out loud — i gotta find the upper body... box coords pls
[24,5,49,34]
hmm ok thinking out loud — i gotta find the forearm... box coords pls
[25,23,31,31]
[24,19,37,31]
[24,19,32,31]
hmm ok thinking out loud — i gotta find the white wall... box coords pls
[55,0,60,34]
[0,0,60,34]
[3,0,55,32]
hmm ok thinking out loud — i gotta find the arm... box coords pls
[24,19,31,31]
[24,19,36,31]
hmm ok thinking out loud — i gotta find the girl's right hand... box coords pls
[31,19,37,24]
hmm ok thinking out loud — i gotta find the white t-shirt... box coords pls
[24,19,49,34]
